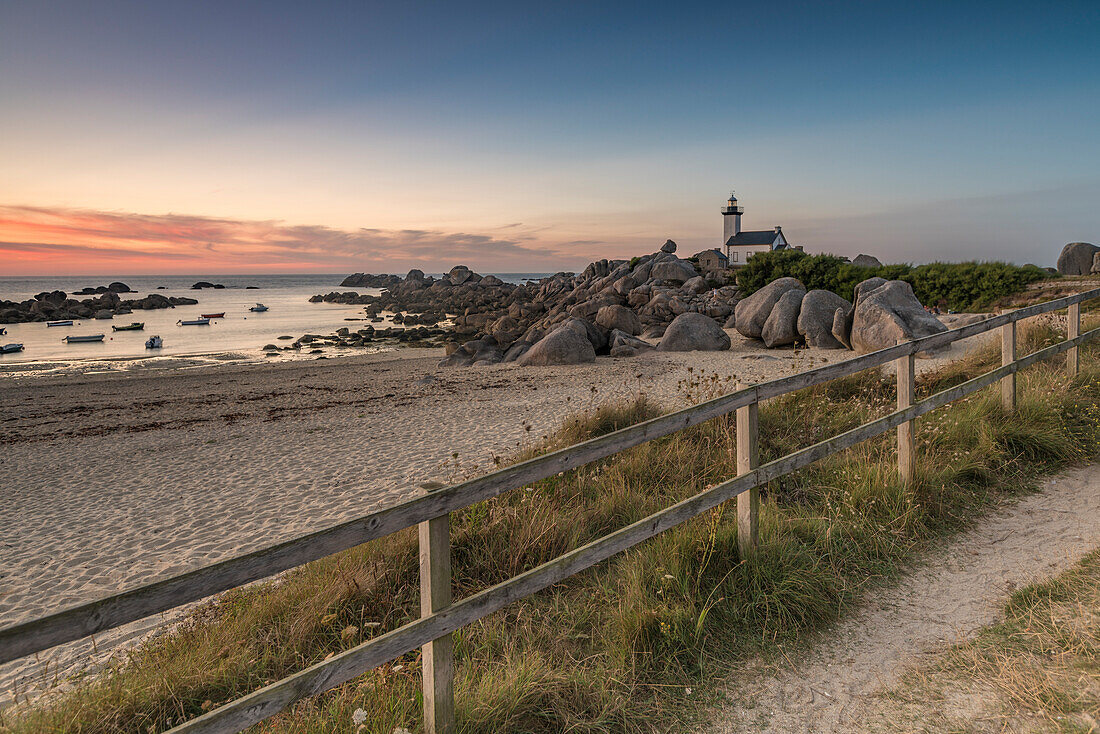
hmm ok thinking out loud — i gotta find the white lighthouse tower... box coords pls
[722,191,743,245]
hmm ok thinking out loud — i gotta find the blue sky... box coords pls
[1,0,1097,274]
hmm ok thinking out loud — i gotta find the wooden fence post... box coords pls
[419,484,454,734]
[736,392,759,558]
[1001,311,1016,412]
[1068,302,1080,377]
[896,348,915,485]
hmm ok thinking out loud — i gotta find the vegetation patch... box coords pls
[4,321,1099,734]
[736,250,1054,311]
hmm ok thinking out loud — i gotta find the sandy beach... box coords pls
[0,329,985,702]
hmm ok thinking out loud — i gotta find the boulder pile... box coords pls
[0,291,199,324]
[733,276,946,353]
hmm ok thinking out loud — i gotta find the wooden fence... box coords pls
[2,288,1099,733]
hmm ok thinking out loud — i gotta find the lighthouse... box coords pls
[722,191,743,243]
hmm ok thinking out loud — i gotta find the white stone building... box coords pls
[721,192,797,266]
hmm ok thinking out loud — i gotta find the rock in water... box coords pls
[517,323,597,365]
[595,304,642,335]
[761,289,803,347]
[798,290,852,349]
[657,312,731,352]
[1058,242,1099,275]
[850,280,947,354]
[734,277,806,340]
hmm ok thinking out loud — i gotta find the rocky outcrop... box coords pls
[340,273,403,288]
[798,290,852,349]
[657,312,730,352]
[74,282,134,295]
[595,304,642,335]
[734,278,806,340]
[1057,242,1099,276]
[190,281,226,289]
[849,280,947,354]
[0,290,198,324]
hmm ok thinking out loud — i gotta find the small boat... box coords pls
[249,303,269,312]
[0,327,6,336]
[200,312,225,319]
[177,318,210,326]
[1,343,23,354]
[64,334,105,343]
[47,320,74,327]
[112,322,145,331]
[145,335,163,349]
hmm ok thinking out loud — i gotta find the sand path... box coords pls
[706,464,1100,733]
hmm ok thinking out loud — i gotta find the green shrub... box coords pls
[736,250,1053,311]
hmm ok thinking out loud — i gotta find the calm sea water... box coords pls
[0,273,549,364]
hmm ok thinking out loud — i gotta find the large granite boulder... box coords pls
[608,329,654,358]
[660,239,677,254]
[1092,252,1100,275]
[649,259,698,284]
[734,277,806,339]
[761,289,803,347]
[517,323,597,366]
[850,280,947,354]
[595,304,642,335]
[1057,242,1099,276]
[798,290,852,349]
[853,277,888,307]
[657,312,730,352]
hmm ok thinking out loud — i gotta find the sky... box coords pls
[1,0,1098,276]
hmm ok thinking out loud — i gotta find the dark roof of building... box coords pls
[694,248,728,260]
[725,230,781,247]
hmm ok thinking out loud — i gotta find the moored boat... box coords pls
[0,327,6,336]
[200,312,225,319]
[112,322,145,331]
[1,343,23,354]
[145,335,163,349]
[249,303,268,312]
[46,320,74,327]
[64,334,105,343]
[177,318,211,326]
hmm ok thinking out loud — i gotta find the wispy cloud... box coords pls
[0,205,576,275]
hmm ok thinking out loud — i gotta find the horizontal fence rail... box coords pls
[2,287,1098,734]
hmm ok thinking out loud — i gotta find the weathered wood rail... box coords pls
[2,288,1098,733]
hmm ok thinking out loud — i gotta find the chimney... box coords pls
[774,226,782,233]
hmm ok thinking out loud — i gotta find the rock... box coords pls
[1092,252,1100,275]
[94,309,114,319]
[1057,242,1099,276]
[682,276,709,294]
[608,329,653,353]
[480,275,504,286]
[797,290,852,349]
[649,259,698,284]
[850,254,882,269]
[723,313,737,329]
[641,324,666,340]
[560,317,609,353]
[517,324,596,366]
[447,265,475,285]
[107,281,133,293]
[853,277,888,307]
[657,312,731,352]
[761,289,804,347]
[405,269,426,283]
[660,239,677,254]
[595,305,642,335]
[734,277,806,339]
[850,280,947,354]
[832,307,854,349]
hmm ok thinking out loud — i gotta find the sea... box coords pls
[0,273,549,369]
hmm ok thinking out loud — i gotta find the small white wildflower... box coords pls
[352,708,368,725]
[394,728,412,734]
[392,664,405,673]
[685,687,693,695]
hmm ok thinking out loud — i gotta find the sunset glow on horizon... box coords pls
[2,1,1097,276]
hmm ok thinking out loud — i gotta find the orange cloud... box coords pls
[0,205,582,275]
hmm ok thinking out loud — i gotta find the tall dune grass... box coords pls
[5,319,1100,733]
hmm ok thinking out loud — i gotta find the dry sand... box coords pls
[0,327,989,705]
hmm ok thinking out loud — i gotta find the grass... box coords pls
[4,319,1100,733]
[884,549,1100,733]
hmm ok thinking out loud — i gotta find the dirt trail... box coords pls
[707,464,1100,733]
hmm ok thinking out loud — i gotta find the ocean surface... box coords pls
[0,273,549,366]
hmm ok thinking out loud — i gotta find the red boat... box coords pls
[200,312,225,319]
